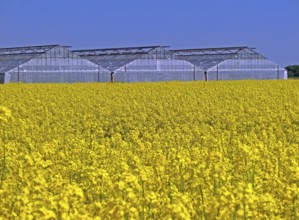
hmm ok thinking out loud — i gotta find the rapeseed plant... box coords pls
[0,80,298,219]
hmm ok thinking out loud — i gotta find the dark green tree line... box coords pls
[285,65,299,78]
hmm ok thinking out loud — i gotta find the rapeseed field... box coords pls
[0,80,298,219]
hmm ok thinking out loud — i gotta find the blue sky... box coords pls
[0,0,298,67]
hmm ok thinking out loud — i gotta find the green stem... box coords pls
[0,128,6,188]
[199,184,206,220]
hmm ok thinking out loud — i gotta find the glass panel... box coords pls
[5,46,110,83]
[207,59,286,80]
[114,59,195,82]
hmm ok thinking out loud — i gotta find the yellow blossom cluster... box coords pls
[0,80,299,219]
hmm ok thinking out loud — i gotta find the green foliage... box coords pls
[285,65,299,78]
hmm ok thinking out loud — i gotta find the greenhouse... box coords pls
[72,46,196,82]
[0,44,287,83]
[170,46,287,80]
[0,45,108,83]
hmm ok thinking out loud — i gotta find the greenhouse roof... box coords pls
[0,44,269,73]
[171,46,263,70]
[170,46,252,55]
[0,45,70,56]
[73,46,171,71]
[73,46,169,56]
[83,58,136,71]
[0,45,71,73]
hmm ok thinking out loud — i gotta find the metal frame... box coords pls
[73,46,169,56]
[171,46,255,55]
[0,45,70,56]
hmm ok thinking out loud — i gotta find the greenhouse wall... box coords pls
[194,69,205,81]
[113,59,196,82]
[96,71,111,82]
[207,59,286,80]
[4,46,110,83]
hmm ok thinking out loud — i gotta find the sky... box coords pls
[0,0,298,67]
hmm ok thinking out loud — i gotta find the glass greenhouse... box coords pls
[170,47,287,80]
[0,45,108,83]
[0,45,287,83]
[73,46,196,82]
